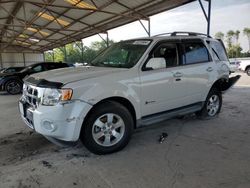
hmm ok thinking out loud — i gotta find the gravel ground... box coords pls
[0,72,249,188]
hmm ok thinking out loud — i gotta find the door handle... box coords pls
[206,67,213,72]
[173,72,183,78]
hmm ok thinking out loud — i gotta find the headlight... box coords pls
[42,88,73,106]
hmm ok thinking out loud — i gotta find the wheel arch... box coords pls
[210,75,240,92]
[245,65,250,71]
[83,96,137,130]
[210,78,228,92]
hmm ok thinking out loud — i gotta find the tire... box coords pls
[81,101,134,155]
[5,79,22,95]
[246,67,250,76]
[196,88,222,119]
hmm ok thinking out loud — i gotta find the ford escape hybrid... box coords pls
[19,32,240,154]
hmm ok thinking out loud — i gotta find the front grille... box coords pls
[23,84,43,108]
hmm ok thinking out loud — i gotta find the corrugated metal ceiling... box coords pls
[0,0,195,52]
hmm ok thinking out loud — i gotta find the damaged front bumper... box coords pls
[19,99,93,142]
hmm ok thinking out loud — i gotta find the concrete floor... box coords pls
[0,73,250,188]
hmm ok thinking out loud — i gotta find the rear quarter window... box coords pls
[210,40,228,61]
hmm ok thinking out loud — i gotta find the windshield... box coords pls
[90,40,151,68]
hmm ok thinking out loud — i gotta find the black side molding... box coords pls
[25,77,63,89]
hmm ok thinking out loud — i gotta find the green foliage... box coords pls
[243,27,250,52]
[227,44,242,58]
[214,32,224,41]
[215,29,249,58]
[226,30,235,48]
[45,39,114,63]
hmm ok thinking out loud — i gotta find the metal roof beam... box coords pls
[0,0,23,42]
[2,0,56,50]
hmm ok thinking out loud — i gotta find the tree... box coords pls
[235,30,240,44]
[215,32,224,41]
[243,27,250,52]
[227,44,242,58]
[226,30,235,48]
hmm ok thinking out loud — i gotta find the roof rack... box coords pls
[154,31,211,38]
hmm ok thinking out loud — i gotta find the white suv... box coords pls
[238,59,250,76]
[19,32,240,154]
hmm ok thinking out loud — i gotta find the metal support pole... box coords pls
[42,52,45,62]
[198,0,212,36]
[139,19,151,37]
[106,32,109,47]
[64,45,67,62]
[81,40,84,62]
[198,0,208,21]
[23,53,26,66]
[98,32,109,47]
[207,0,211,36]
[148,18,151,37]
[52,50,55,62]
[0,53,3,68]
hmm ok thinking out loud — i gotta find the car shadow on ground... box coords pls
[0,131,57,166]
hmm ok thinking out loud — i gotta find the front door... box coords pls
[140,41,189,117]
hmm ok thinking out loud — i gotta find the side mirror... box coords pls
[145,57,166,70]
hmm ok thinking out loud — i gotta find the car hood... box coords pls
[28,66,127,85]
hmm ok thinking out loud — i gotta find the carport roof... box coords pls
[0,0,196,53]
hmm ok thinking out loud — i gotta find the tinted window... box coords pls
[210,41,228,61]
[32,65,43,73]
[151,43,178,67]
[45,63,68,70]
[183,42,210,64]
[91,40,151,68]
[3,67,24,73]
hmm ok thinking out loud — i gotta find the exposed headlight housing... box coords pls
[42,88,73,106]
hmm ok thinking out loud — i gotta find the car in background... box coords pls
[229,59,240,73]
[238,59,250,76]
[0,68,6,72]
[0,62,69,94]
[1,66,25,73]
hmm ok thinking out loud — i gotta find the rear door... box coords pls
[179,39,217,102]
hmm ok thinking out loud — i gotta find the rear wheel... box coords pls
[81,101,133,155]
[196,88,222,119]
[246,67,250,76]
[5,80,22,95]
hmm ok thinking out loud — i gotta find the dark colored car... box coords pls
[0,68,6,72]
[0,62,69,95]
[1,66,25,73]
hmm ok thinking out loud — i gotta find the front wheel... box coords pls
[196,88,222,119]
[246,67,250,76]
[5,80,22,95]
[81,101,134,155]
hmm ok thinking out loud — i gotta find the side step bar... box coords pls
[137,102,203,128]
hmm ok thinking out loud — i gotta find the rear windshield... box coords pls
[210,40,228,61]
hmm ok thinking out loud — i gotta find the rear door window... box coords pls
[182,41,210,65]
